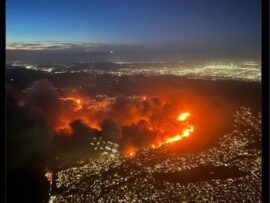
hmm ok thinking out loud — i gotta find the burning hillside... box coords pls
[54,95,195,154]
[20,79,196,155]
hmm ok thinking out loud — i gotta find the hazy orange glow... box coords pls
[53,95,195,149]
[128,151,135,157]
[59,97,82,111]
[153,112,194,147]
[177,112,190,121]
[54,96,102,134]
[125,147,136,158]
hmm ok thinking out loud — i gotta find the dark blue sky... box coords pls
[6,0,261,59]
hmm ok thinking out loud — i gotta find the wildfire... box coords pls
[54,94,194,149]
[177,112,190,121]
[152,112,194,148]
[165,125,194,144]
[59,97,81,104]
[128,151,135,157]
[165,112,194,144]
[59,97,82,111]
[125,147,136,158]
[165,134,183,143]
[54,96,87,134]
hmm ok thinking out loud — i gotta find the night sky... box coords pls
[6,0,261,60]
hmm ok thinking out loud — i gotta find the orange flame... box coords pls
[177,112,190,121]
[59,97,82,111]
[54,96,95,134]
[165,134,183,143]
[125,147,136,158]
[152,112,194,147]
[54,95,195,148]
[128,151,135,157]
[165,125,194,144]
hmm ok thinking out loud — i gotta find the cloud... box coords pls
[5,41,134,52]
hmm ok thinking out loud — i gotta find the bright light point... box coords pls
[127,150,136,158]
[178,112,190,121]
[126,147,136,158]
[182,129,190,137]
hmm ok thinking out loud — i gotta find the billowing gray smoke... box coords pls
[6,85,54,171]
[14,79,177,154]
[100,119,123,142]
[26,79,61,127]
